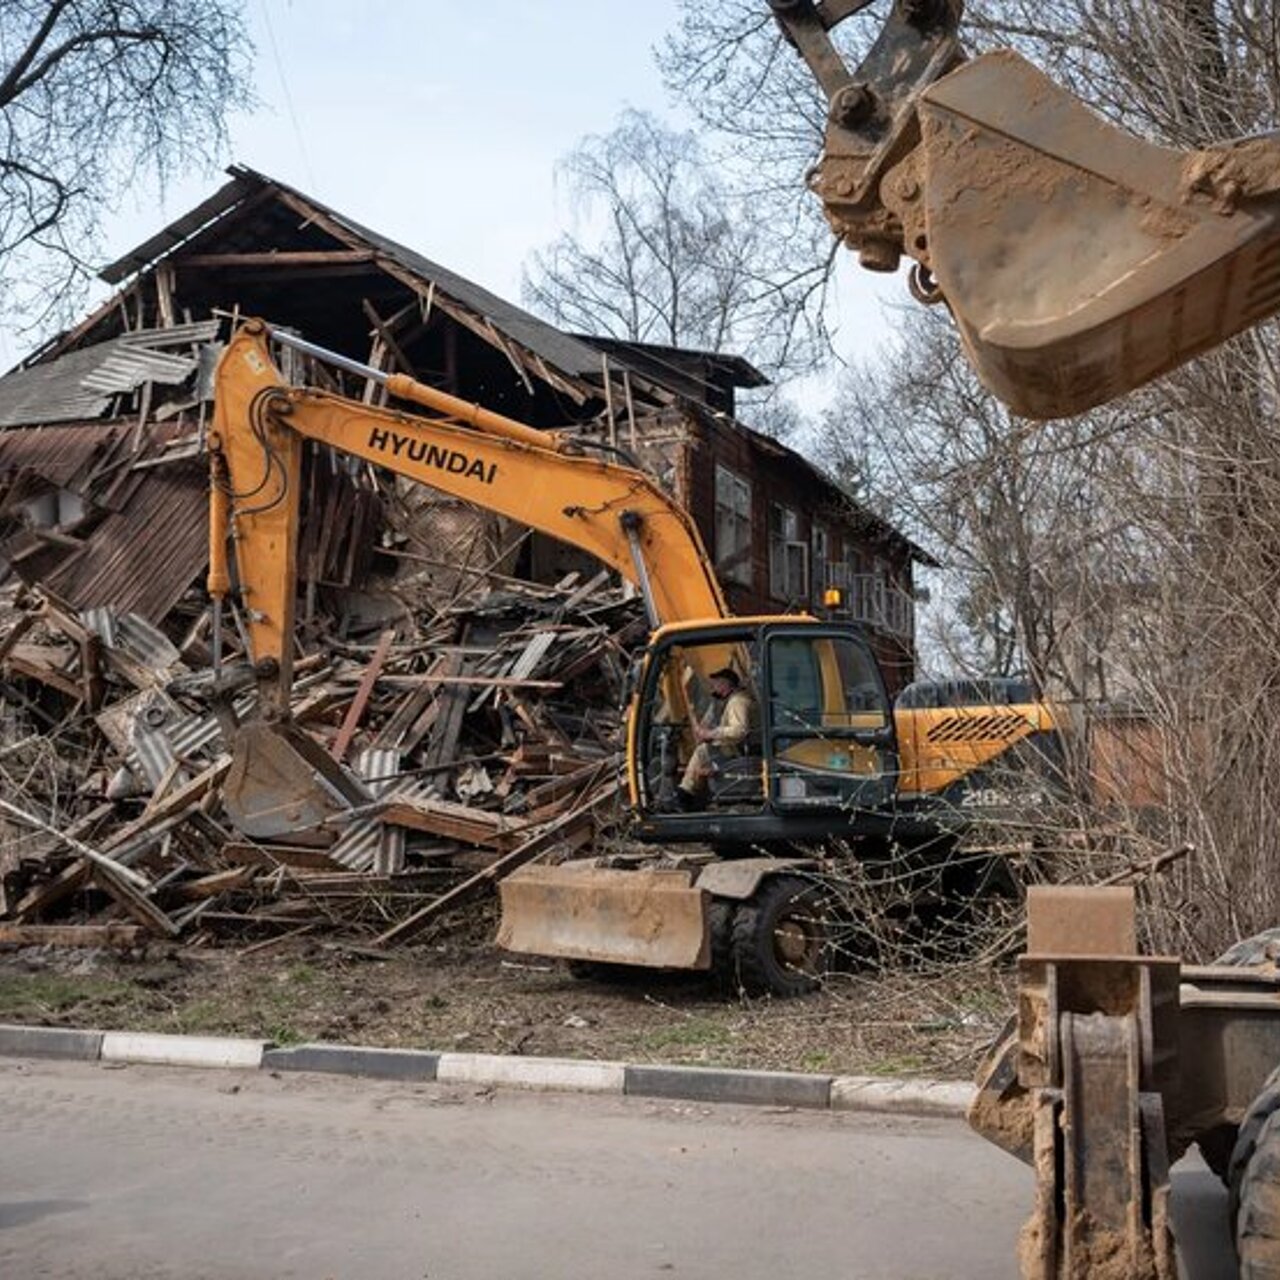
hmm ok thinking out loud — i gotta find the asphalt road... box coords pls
[0,1057,1238,1279]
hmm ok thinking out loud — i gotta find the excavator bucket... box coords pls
[917,51,1280,419]
[222,720,371,843]
[497,863,711,969]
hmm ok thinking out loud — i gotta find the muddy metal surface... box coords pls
[0,1057,1036,1280]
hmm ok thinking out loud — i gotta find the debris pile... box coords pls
[0,566,640,951]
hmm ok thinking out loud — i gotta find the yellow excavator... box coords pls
[208,319,1059,997]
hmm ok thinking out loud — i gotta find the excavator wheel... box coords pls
[1236,1104,1280,1274]
[728,875,830,998]
[1229,1068,1280,1229]
[709,899,741,995]
[1217,927,1280,968]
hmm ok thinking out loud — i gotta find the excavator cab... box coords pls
[630,620,899,843]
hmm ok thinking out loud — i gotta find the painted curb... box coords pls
[0,1023,104,1061]
[100,1031,267,1070]
[625,1063,832,1109]
[437,1052,626,1094]
[263,1044,439,1081]
[0,1022,973,1117]
[831,1075,977,1117]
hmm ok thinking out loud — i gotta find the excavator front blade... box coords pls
[222,720,371,843]
[497,862,711,969]
[915,51,1280,419]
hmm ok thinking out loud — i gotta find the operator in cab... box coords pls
[675,667,752,811]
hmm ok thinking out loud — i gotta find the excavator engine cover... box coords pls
[222,720,371,843]
[917,51,1280,419]
[497,862,711,969]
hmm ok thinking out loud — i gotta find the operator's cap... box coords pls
[709,667,741,686]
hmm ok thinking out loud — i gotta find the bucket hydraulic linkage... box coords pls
[770,0,1280,420]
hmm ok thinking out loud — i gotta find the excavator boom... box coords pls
[209,320,725,839]
[772,0,1280,418]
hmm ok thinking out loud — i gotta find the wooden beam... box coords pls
[11,859,92,920]
[100,758,231,854]
[92,864,180,937]
[179,250,377,267]
[0,923,145,947]
[374,780,619,947]
[361,299,416,375]
[330,628,395,761]
[370,797,527,851]
[220,842,342,871]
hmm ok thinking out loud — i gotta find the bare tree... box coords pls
[0,0,254,325]
[522,108,837,398]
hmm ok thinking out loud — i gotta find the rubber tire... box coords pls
[1237,1105,1280,1274]
[708,899,739,994]
[1218,928,1280,968]
[1230,1068,1280,1237]
[1205,931,1280,1191]
[729,875,829,998]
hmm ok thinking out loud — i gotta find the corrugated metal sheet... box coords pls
[43,464,208,622]
[0,322,218,429]
[81,609,183,672]
[330,750,431,874]
[0,421,133,489]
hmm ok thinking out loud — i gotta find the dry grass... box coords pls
[0,923,1014,1080]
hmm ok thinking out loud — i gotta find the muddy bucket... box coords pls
[497,862,711,969]
[222,720,371,842]
[915,51,1280,419]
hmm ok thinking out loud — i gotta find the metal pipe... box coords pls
[620,510,660,628]
[267,326,389,385]
[265,323,555,452]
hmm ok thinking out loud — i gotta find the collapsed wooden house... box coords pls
[0,165,933,948]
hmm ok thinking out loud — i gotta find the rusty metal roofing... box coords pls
[0,422,134,490]
[0,322,218,428]
[43,464,208,622]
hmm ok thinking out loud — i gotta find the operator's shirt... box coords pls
[702,690,752,751]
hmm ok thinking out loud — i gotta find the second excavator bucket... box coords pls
[497,863,711,970]
[222,720,372,843]
[914,51,1280,419]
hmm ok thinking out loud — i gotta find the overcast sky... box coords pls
[0,2,680,365]
[4,1,898,383]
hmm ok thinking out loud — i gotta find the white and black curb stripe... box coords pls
[624,1063,834,1109]
[0,1024,103,1060]
[264,1044,440,1081]
[100,1031,268,1070]
[0,1023,975,1116]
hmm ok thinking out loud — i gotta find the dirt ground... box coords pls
[0,905,1014,1080]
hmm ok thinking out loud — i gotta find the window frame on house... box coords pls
[768,501,809,603]
[714,463,754,588]
[810,523,830,606]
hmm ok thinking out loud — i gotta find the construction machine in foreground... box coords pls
[968,885,1280,1277]
[208,319,1061,997]
[767,0,1280,1272]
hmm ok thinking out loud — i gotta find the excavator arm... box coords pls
[770,0,1280,419]
[211,321,724,696]
[208,319,726,835]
